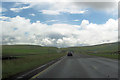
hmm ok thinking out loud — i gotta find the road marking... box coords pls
[16,64,47,79]
[16,56,65,79]
[30,57,64,79]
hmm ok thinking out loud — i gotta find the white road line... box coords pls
[16,56,65,79]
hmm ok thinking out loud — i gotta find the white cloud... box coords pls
[69,10,86,14]
[81,20,89,27]
[9,2,87,14]
[10,6,30,12]
[1,0,119,2]
[45,20,59,23]
[40,2,87,15]
[0,7,2,13]
[29,13,35,16]
[0,16,10,21]
[27,2,117,15]
[41,10,60,15]
[1,16,118,47]
[8,2,117,15]
[73,19,80,21]
[41,9,87,15]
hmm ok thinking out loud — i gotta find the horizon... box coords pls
[1,41,118,48]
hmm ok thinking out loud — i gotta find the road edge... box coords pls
[2,56,65,80]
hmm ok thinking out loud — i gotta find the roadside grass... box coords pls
[2,45,66,79]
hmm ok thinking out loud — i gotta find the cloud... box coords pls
[41,8,87,15]
[73,2,118,15]
[69,10,86,14]
[0,16,10,21]
[29,13,35,16]
[81,20,89,27]
[73,2,117,10]
[41,10,60,15]
[1,16,118,47]
[10,5,30,12]
[0,7,2,13]
[73,20,80,21]
[45,20,59,23]
[9,2,87,14]
[1,0,118,2]
[8,1,117,15]
[28,2,117,15]
[39,2,87,15]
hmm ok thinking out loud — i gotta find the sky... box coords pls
[0,0,119,47]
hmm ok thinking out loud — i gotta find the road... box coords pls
[31,53,118,79]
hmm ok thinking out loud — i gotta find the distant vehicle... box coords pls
[67,52,73,56]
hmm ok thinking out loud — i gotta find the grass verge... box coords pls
[2,45,66,79]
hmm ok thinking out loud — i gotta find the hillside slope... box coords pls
[64,42,118,54]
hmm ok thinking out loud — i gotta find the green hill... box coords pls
[61,42,119,59]
[66,42,118,54]
[2,45,58,56]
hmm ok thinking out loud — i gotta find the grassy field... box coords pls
[2,42,119,78]
[2,45,66,79]
[88,53,118,59]
[62,42,119,59]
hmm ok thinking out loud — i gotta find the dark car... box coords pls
[67,52,73,56]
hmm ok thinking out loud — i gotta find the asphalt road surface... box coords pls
[32,54,118,79]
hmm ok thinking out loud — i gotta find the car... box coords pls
[67,52,73,56]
